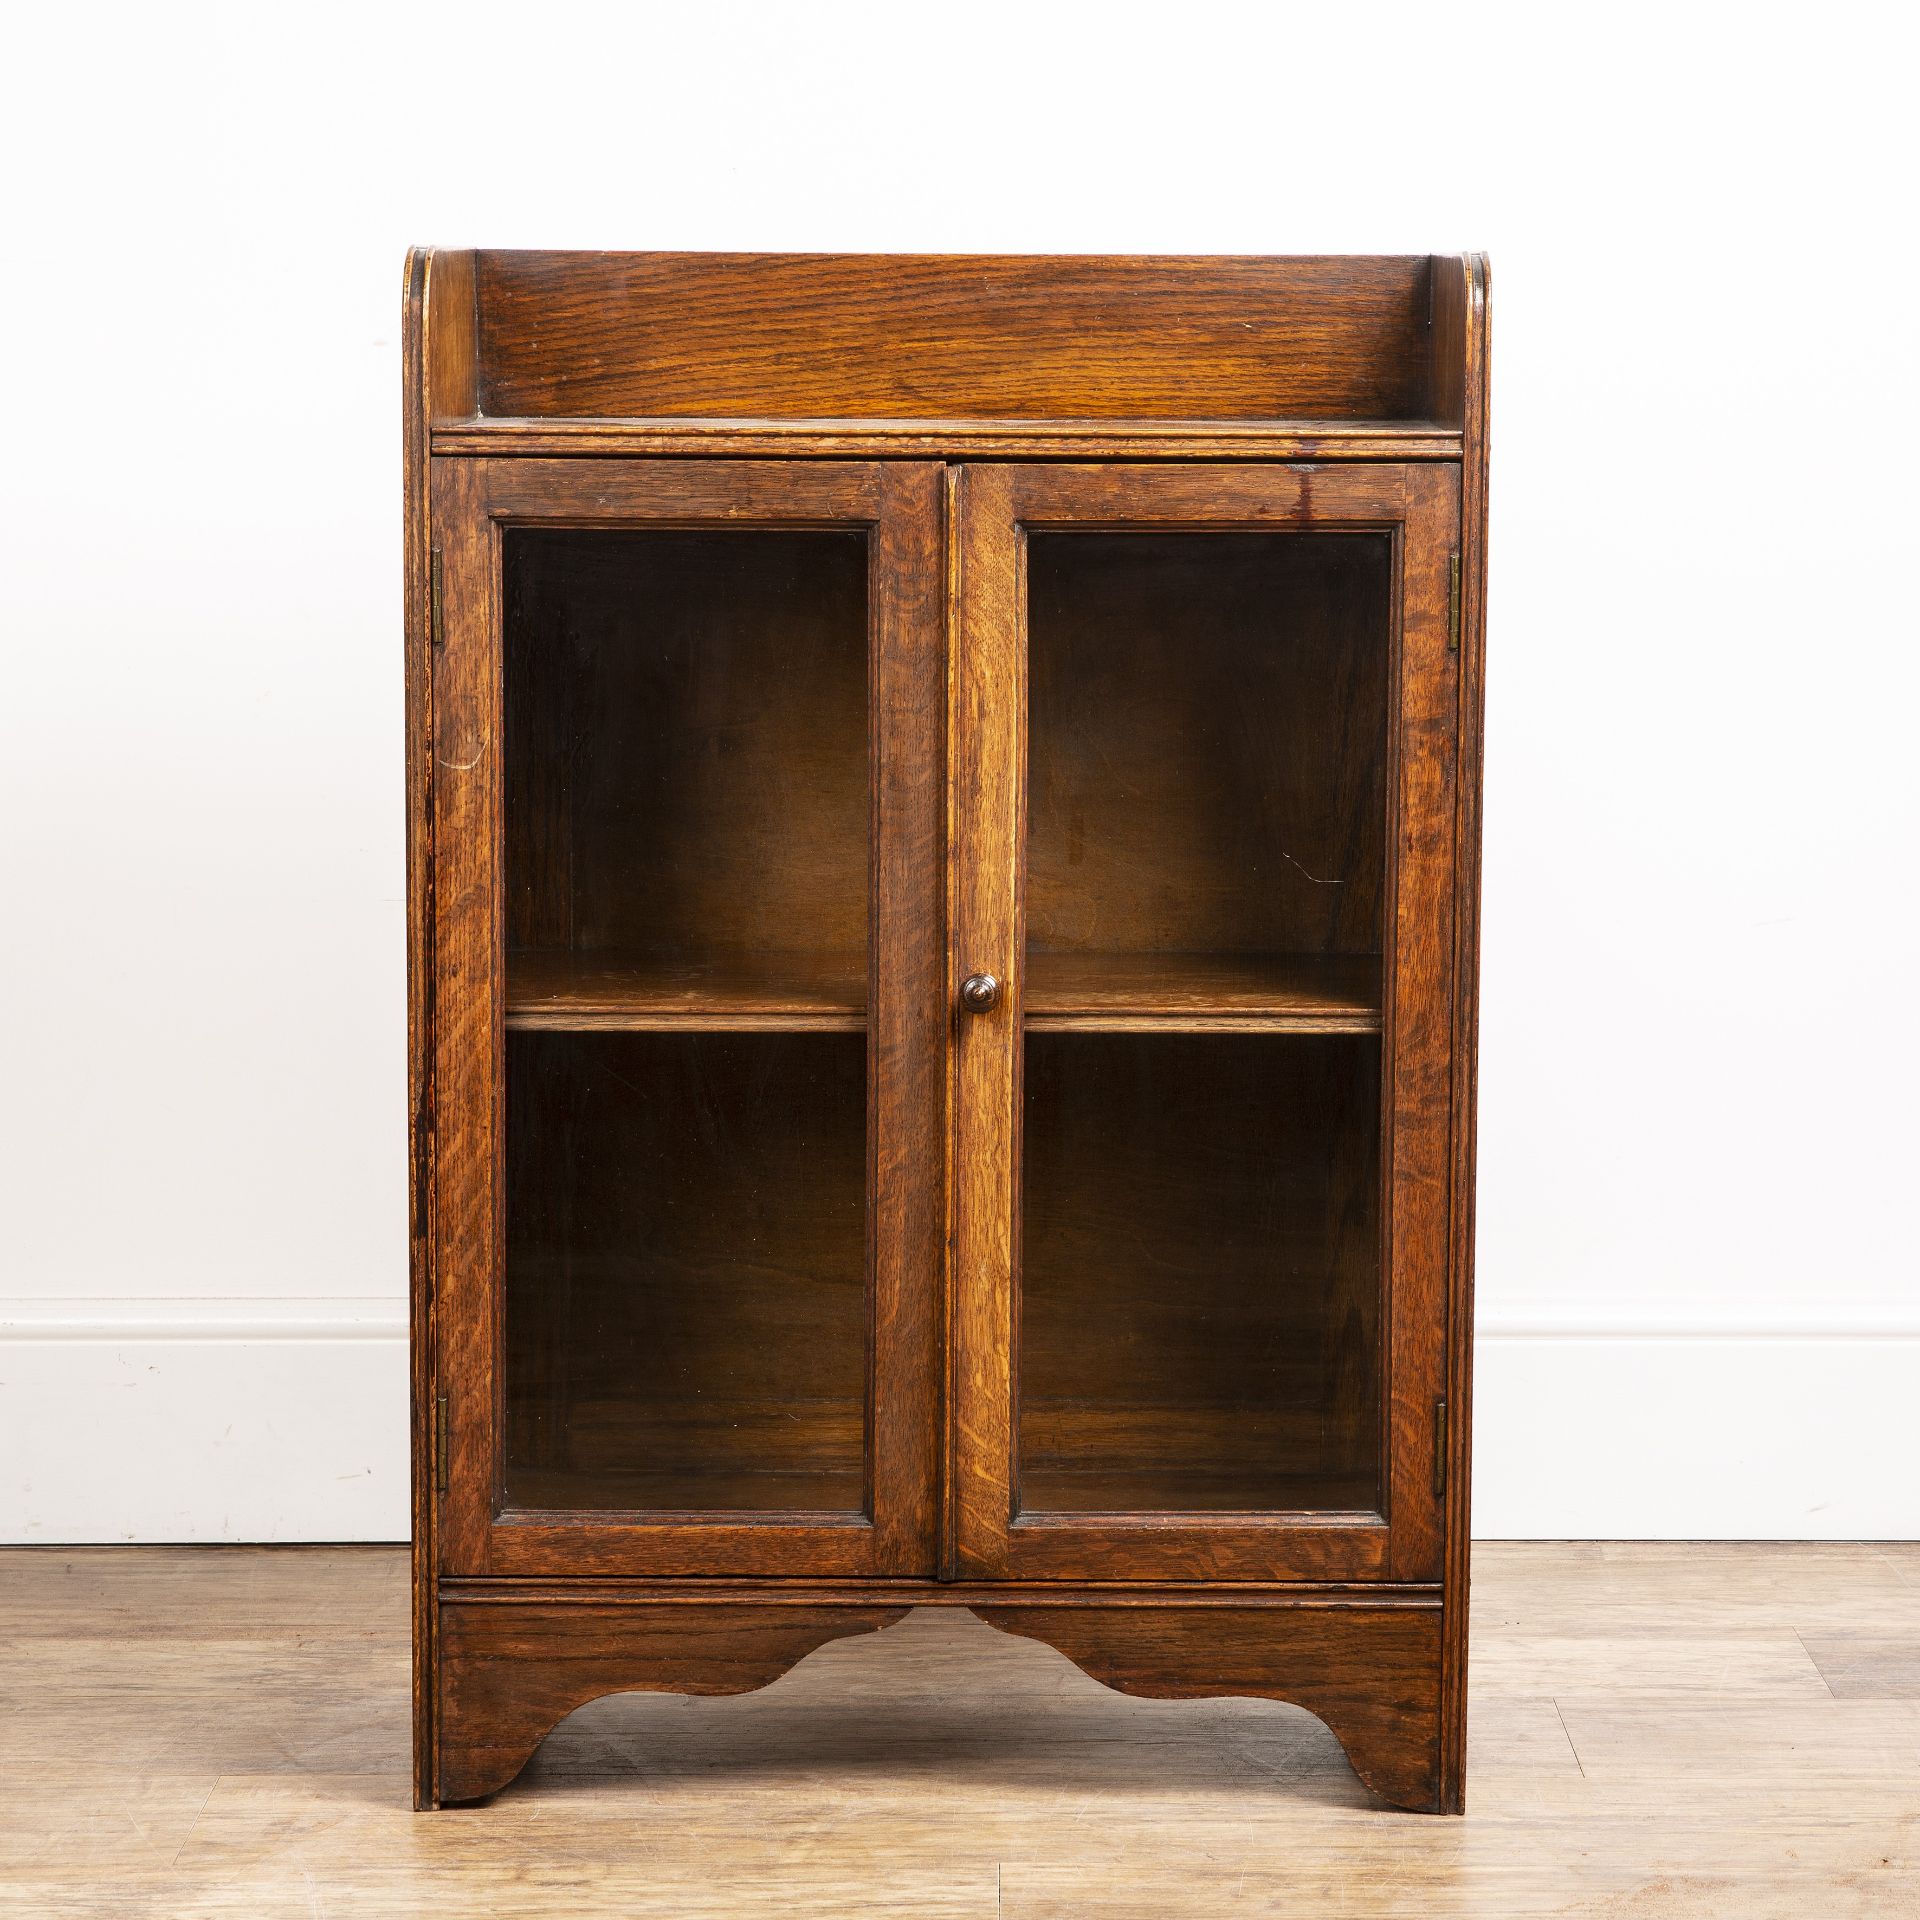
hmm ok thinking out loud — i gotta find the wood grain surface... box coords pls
[499,949,1385,1031]
[1022,950,1381,1028]
[401,247,450,1810]
[5,1544,1917,1915]
[503,949,867,1029]
[972,1600,1441,1810]
[464,253,1445,423]
[434,1587,1442,1808]
[438,1599,912,1803]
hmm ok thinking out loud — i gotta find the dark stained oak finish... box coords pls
[406,250,1488,1816]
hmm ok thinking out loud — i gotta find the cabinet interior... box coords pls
[1025,530,1389,1021]
[501,529,874,1516]
[1018,529,1389,1515]
[1020,1032,1381,1515]
[503,525,871,1018]
[497,514,1394,1521]
[504,1030,867,1514]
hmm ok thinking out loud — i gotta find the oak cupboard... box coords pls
[403,250,1489,1812]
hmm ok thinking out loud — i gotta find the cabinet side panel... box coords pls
[402,248,436,1809]
[1441,254,1491,1814]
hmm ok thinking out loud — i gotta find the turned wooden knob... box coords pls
[959,972,1001,1014]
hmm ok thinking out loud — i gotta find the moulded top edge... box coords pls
[427,416,1465,461]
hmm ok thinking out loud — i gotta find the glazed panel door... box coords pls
[949,462,1459,1583]
[429,458,945,1578]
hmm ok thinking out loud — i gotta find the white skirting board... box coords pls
[0,1301,410,1545]
[1471,1329,1920,1540]
[3,1305,1917,1542]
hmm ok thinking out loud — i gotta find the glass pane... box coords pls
[1026,533,1389,976]
[501,529,870,1514]
[1020,1034,1380,1513]
[504,529,869,993]
[505,1032,866,1512]
[1019,532,1390,1516]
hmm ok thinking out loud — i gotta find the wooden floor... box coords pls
[3,1545,1916,1916]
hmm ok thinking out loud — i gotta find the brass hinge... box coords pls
[1447,553,1462,652]
[429,548,445,649]
[1433,1397,1449,1498]
[435,1393,449,1495]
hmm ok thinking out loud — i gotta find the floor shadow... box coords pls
[505,1607,1366,1804]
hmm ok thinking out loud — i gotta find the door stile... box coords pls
[866,461,947,1575]
[948,465,1024,1577]
[1383,464,1460,1582]
[428,455,502,1578]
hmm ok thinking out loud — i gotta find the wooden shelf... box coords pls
[1023,952,1380,1032]
[1019,1404,1380,1517]
[507,1414,865,1516]
[505,950,865,1031]
[505,950,1378,1032]
[1018,1465,1382,1518]
[504,1467,865,1517]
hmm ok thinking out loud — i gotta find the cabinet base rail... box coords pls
[428,1587,1453,1813]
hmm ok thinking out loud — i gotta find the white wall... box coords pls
[3,2,1914,1542]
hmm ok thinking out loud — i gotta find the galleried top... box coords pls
[406,250,1487,457]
